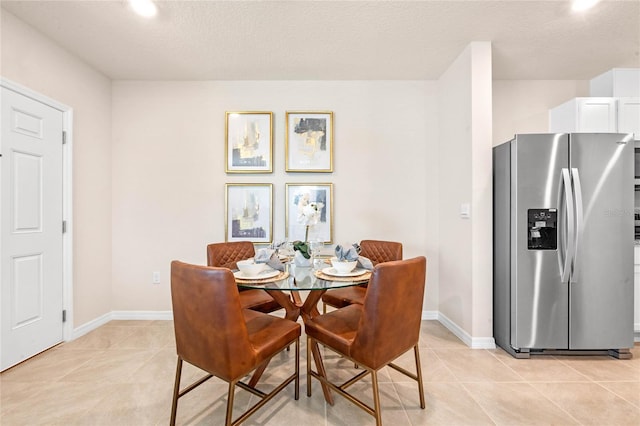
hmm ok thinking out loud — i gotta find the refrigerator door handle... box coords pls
[557,168,575,282]
[571,168,584,284]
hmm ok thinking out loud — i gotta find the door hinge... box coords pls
[62,220,67,233]
[62,310,67,323]
[62,131,67,144]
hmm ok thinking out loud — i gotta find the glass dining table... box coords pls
[235,261,371,405]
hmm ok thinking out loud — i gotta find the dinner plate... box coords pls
[233,269,280,280]
[321,267,368,277]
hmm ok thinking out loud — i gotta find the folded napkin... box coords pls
[334,244,359,261]
[254,248,284,271]
[271,241,287,251]
[334,243,374,271]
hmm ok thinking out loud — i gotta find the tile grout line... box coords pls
[591,380,640,410]
[456,382,498,425]
[388,379,414,425]
[484,348,528,382]
[551,355,598,382]
[430,347,499,425]
[429,347,462,383]
[526,381,585,425]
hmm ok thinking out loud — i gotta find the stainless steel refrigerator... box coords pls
[493,133,634,359]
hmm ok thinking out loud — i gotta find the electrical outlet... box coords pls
[152,271,160,284]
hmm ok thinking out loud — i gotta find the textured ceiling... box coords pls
[1,0,639,81]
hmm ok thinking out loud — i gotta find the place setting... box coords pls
[314,243,373,282]
[233,248,289,284]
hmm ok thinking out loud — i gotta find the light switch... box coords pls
[460,203,471,219]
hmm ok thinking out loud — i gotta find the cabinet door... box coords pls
[618,98,640,139]
[577,98,617,132]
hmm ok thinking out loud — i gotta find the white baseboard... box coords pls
[73,309,494,350]
[436,312,496,349]
[84,311,640,351]
[111,310,173,321]
[70,311,172,341]
[71,312,112,340]
[422,310,439,320]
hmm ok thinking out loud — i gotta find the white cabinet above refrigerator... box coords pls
[618,98,640,137]
[549,97,639,139]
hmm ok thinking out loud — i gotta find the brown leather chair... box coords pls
[170,261,301,426]
[207,241,282,313]
[321,240,403,311]
[306,256,426,425]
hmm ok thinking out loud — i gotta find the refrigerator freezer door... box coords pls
[512,134,570,350]
[568,133,634,349]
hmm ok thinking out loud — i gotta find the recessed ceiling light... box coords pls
[129,0,157,18]
[571,0,601,12]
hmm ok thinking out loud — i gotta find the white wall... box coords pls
[111,81,440,312]
[437,42,493,345]
[470,43,493,339]
[492,80,589,145]
[437,46,473,333]
[2,8,593,341]
[0,10,113,327]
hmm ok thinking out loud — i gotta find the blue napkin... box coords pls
[334,244,373,270]
[254,248,284,271]
[334,244,359,261]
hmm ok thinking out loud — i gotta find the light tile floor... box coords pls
[1,319,639,425]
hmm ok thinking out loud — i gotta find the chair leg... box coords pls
[295,337,300,400]
[413,344,426,409]
[170,358,183,426]
[225,380,236,426]
[306,336,312,397]
[371,370,382,426]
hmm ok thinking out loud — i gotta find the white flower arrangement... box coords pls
[298,202,322,226]
[296,194,324,242]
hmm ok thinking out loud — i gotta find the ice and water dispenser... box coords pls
[527,209,557,250]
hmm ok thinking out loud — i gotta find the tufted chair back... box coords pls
[206,241,281,313]
[207,241,255,269]
[321,240,404,312]
[359,240,403,265]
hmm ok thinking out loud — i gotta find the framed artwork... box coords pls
[225,111,273,173]
[225,183,273,243]
[285,111,333,172]
[285,183,333,243]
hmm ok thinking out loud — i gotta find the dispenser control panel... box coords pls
[527,208,557,250]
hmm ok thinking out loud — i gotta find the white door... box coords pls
[1,86,64,371]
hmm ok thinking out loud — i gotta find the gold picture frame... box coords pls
[225,183,273,243]
[225,111,273,173]
[285,111,333,172]
[285,183,333,243]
